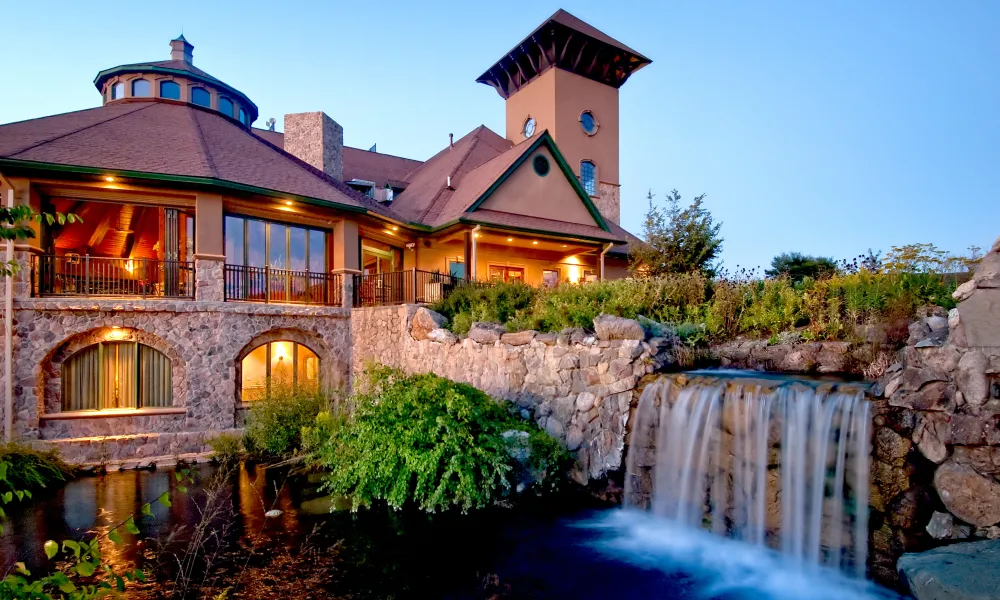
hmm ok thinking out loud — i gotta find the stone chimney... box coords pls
[283,112,344,181]
[169,34,194,64]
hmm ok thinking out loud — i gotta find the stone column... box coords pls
[195,256,225,302]
[336,269,358,309]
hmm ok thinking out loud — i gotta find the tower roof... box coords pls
[476,9,651,99]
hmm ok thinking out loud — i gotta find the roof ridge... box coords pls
[6,103,152,158]
[189,110,220,178]
[417,132,486,224]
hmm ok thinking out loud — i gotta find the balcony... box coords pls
[31,255,194,298]
[353,269,468,307]
[224,264,343,307]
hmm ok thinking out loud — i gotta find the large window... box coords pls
[580,160,596,196]
[224,215,326,272]
[111,82,125,100]
[448,259,465,279]
[160,81,181,100]
[132,79,151,97]
[241,341,319,402]
[191,87,211,107]
[62,341,172,411]
[219,97,234,117]
[488,265,524,282]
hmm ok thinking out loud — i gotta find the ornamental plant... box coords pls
[309,365,566,513]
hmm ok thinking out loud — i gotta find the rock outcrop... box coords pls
[898,539,1000,600]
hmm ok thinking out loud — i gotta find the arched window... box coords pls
[111,82,125,100]
[131,79,151,97]
[580,160,596,196]
[160,80,181,100]
[241,340,319,401]
[219,97,234,117]
[62,341,172,411]
[239,108,247,125]
[191,87,211,107]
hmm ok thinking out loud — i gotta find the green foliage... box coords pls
[0,205,79,277]
[630,189,723,277]
[766,252,838,282]
[882,242,982,274]
[0,443,75,492]
[311,365,567,513]
[206,433,244,466]
[431,281,536,334]
[0,459,184,598]
[242,383,331,458]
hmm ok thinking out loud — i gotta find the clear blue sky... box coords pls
[2,1,997,269]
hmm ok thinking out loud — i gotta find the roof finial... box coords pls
[170,33,194,64]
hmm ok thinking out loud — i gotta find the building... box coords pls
[0,10,649,461]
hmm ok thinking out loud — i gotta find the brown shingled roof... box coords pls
[0,101,396,216]
[250,128,423,190]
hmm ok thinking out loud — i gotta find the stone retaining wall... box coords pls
[351,306,674,483]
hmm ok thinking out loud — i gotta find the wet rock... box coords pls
[956,351,990,406]
[889,486,934,530]
[468,322,505,344]
[411,307,447,341]
[593,314,645,341]
[925,510,971,540]
[898,539,1000,600]
[934,461,1000,527]
[501,330,537,346]
[875,427,912,466]
[427,328,458,345]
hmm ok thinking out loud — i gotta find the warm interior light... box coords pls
[284,200,293,206]
[277,206,293,212]
[474,233,481,238]
[507,237,513,242]
[532,241,539,245]
[561,244,568,248]
[390,226,399,231]
[111,326,121,330]
[383,229,395,235]
[104,176,116,182]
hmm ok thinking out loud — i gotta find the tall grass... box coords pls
[432,271,956,344]
[0,442,76,491]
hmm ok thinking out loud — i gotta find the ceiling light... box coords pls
[390,226,399,231]
[474,233,481,238]
[532,241,539,245]
[507,237,513,242]
[284,200,293,206]
[562,245,568,248]
[104,176,116,182]
[384,229,394,235]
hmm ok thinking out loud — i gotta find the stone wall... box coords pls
[351,306,674,483]
[3,297,351,465]
[867,238,1000,585]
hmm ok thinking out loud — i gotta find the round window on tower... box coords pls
[580,111,598,135]
[522,116,536,138]
[533,154,550,176]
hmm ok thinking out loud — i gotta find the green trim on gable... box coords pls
[0,158,368,215]
[464,131,611,232]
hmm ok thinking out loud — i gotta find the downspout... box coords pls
[600,243,613,281]
[1,174,13,442]
[470,225,481,281]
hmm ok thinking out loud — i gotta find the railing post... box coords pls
[141,258,147,299]
[412,268,417,304]
[84,255,90,295]
[265,265,270,304]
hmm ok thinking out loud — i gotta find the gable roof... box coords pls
[0,101,397,217]
[250,129,424,190]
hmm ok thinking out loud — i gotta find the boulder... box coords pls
[875,427,912,466]
[501,330,536,346]
[468,322,505,344]
[593,314,645,341]
[890,381,955,411]
[956,350,990,406]
[934,461,1000,527]
[899,366,949,391]
[958,288,1000,347]
[952,446,1000,477]
[898,539,1000,600]
[953,279,977,302]
[974,252,1000,288]
[908,321,931,346]
[914,414,949,464]
[427,328,458,345]
[925,510,972,540]
[411,307,447,341]
[924,315,949,332]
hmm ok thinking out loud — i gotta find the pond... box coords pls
[0,464,900,599]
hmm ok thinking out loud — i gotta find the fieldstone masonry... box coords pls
[351,305,674,483]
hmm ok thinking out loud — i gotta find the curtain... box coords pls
[63,344,101,411]
[139,345,172,408]
[116,342,138,409]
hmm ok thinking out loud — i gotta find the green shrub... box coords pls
[207,432,244,466]
[431,281,537,334]
[243,383,330,458]
[0,442,75,491]
[311,365,566,513]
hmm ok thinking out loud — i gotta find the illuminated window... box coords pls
[580,160,596,196]
[219,97,234,117]
[241,341,319,401]
[160,80,181,100]
[542,269,560,288]
[191,87,211,107]
[62,341,171,411]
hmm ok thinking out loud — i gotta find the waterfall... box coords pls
[625,372,872,578]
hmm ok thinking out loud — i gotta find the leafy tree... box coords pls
[1,205,78,277]
[630,189,723,277]
[766,252,838,282]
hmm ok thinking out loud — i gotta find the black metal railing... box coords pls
[353,269,467,307]
[32,255,195,298]
[224,264,343,306]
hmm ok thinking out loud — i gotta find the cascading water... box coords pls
[625,371,872,579]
